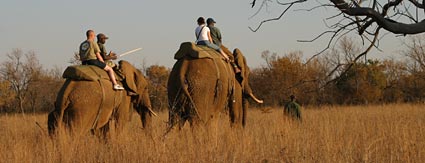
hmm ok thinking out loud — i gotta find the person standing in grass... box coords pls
[284,95,302,121]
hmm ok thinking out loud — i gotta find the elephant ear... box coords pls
[233,48,247,77]
[233,48,250,90]
[119,60,138,95]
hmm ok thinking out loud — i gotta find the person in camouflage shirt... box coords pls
[284,95,302,121]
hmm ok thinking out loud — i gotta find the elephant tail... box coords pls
[48,80,72,136]
[168,59,202,131]
[179,59,202,120]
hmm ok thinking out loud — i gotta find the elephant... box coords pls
[167,43,263,130]
[167,45,235,130]
[47,60,156,137]
[228,48,264,127]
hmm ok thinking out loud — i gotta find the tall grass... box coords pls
[0,104,424,162]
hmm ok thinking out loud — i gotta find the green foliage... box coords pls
[250,51,324,106]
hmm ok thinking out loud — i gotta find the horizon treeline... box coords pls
[1,36,425,113]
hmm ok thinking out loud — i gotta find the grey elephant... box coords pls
[48,60,156,137]
[167,42,262,130]
[167,42,235,129]
[229,48,263,127]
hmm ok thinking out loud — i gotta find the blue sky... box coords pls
[0,0,407,70]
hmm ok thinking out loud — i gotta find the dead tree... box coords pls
[0,49,42,114]
[250,0,425,91]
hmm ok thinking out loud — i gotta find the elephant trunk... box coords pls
[135,89,156,130]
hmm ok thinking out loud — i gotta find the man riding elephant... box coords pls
[48,60,156,137]
[97,33,118,69]
[79,30,124,90]
[195,17,240,73]
[167,40,264,131]
[207,18,222,47]
[167,42,236,130]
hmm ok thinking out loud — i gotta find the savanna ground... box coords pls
[1,104,424,162]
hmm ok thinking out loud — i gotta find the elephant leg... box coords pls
[112,105,131,135]
[95,121,111,140]
[47,110,60,136]
[229,100,237,124]
[137,107,152,130]
[230,83,244,128]
[48,103,68,136]
[242,97,249,127]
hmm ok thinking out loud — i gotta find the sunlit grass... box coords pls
[1,104,424,162]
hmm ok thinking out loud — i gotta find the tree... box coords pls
[145,65,169,111]
[26,68,64,113]
[69,52,81,65]
[250,50,328,106]
[250,0,425,65]
[0,49,42,113]
[381,59,407,103]
[0,80,15,112]
[399,34,425,102]
[335,60,387,104]
[404,35,425,72]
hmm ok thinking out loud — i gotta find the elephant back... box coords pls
[63,65,122,81]
[174,42,224,60]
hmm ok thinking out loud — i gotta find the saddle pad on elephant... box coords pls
[174,42,223,60]
[62,65,122,81]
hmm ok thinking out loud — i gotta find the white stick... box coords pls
[119,48,143,57]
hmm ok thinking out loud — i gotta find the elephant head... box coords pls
[118,60,156,129]
[233,48,263,104]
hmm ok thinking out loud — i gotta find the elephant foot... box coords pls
[249,93,264,104]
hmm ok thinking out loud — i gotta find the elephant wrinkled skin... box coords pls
[167,48,235,129]
[48,60,153,136]
[167,45,263,130]
[230,48,263,127]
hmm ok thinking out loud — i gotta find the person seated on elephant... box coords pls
[206,18,222,47]
[79,29,124,90]
[97,33,118,70]
[195,17,240,73]
[195,17,230,61]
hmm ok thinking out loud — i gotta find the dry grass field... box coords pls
[1,104,424,162]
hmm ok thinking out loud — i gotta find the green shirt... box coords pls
[79,40,100,61]
[97,42,107,60]
[284,101,302,120]
[208,26,222,46]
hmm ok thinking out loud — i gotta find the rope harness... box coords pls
[89,66,106,132]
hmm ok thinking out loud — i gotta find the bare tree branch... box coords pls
[408,0,425,9]
[331,0,425,34]
[249,0,273,19]
[249,0,307,32]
